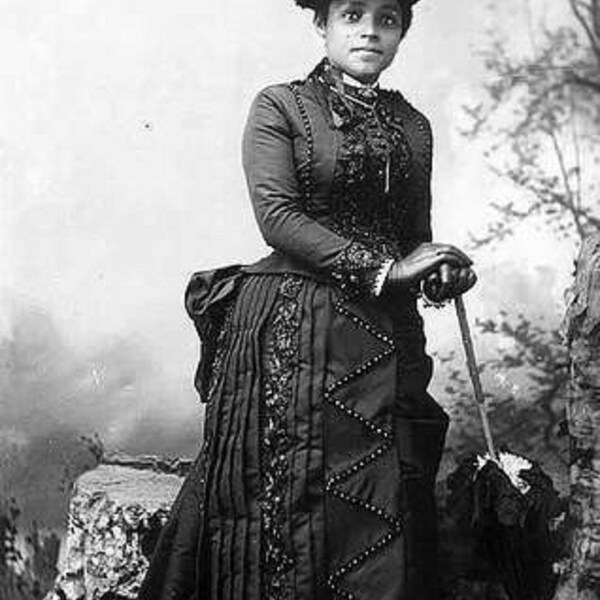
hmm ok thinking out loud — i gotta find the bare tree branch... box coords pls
[570,0,600,65]
[569,71,600,91]
[569,87,584,212]
[462,1,600,248]
[548,128,585,238]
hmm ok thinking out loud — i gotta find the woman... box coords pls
[139,1,476,598]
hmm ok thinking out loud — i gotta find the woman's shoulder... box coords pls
[253,82,292,101]
[380,89,432,141]
[383,89,430,122]
[250,80,306,108]
[246,77,324,130]
[245,83,298,126]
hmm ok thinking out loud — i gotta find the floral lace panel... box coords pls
[259,275,304,600]
[330,241,392,296]
[329,89,413,188]
[308,60,418,257]
[330,96,412,250]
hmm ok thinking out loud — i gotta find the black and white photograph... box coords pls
[1,1,599,599]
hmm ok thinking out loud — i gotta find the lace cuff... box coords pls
[373,259,395,296]
[330,242,394,296]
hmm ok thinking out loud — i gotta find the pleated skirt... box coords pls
[139,272,449,600]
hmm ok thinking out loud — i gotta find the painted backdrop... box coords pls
[0,0,573,530]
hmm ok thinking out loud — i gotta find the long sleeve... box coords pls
[399,109,434,251]
[242,87,393,295]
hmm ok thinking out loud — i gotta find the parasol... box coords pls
[447,296,564,600]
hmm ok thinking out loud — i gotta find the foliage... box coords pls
[445,0,600,466]
[442,311,569,471]
[438,311,571,596]
[441,2,600,595]
[0,431,103,600]
[464,0,600,247]
[0,498,60,600]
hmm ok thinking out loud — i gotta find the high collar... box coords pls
[341,71,379,93]
[309,58,381,107]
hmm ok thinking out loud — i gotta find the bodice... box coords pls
[309,60,416,258]
[242,60,433,296]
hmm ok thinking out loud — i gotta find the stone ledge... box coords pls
[44,463,184,600]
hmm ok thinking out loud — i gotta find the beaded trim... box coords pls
[301,60,436,260]
[284,63,431,597]
[259,274,304,600]
[290,70,409,295]
[330,241,393,296]
[289,79,395,297]
[324,299,402,599]
[312,60,413,259]
[288,82,315,211]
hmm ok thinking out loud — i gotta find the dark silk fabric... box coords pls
[139,62,449,600]
[242,60,434,289]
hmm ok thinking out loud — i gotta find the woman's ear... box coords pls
[313,17,326,39]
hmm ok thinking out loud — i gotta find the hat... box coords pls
[295,0,420,7]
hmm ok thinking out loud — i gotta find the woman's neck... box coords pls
[341,71,379,89]
[325,58,379,89]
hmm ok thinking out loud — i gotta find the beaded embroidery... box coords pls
[293,59,435,296]
[254,63,431,597]
[330,241,392,295]
[289,73,398,296]
[290,62,424,597]
[289,82,315,212]
[259,275,304,600]
[324,299,403,600]
[310,60,414,260]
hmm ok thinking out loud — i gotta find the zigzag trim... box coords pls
[324,298,401,600]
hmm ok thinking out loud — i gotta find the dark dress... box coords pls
[139,60,449,600]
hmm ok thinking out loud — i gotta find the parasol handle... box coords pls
[454,295,498,461]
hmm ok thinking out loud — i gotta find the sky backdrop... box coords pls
[0,0,577,526]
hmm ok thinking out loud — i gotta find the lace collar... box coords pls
[306,59,406,135]
[308,58,382,110]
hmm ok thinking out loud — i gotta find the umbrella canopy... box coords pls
[447,452,565,600]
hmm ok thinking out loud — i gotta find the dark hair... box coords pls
[313,0,414,37]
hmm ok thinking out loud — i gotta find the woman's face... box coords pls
[316,0,404,84]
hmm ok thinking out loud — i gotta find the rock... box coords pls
[44,460,186,600]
